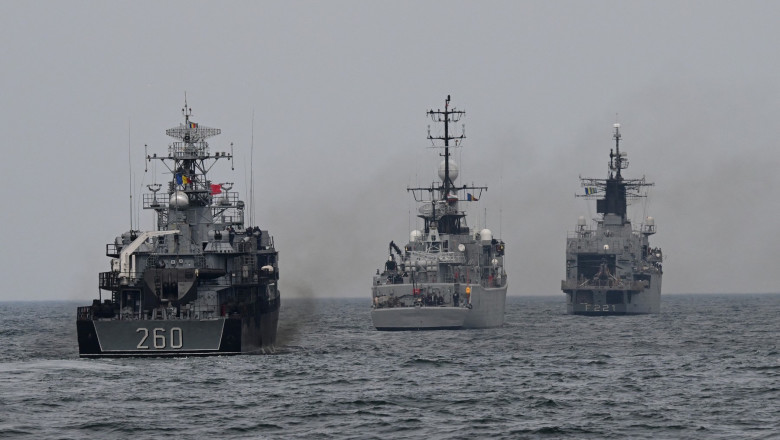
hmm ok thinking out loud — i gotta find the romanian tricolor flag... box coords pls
[467,193,478,201]
[189,122,198,129]
[175,174,190,185]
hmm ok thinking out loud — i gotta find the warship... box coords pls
[77,102,280,356]
[562,123,662,315]
[371,95,508,330]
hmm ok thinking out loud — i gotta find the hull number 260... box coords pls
[136,327,183,349]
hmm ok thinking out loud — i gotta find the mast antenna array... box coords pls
[427,94,465,148]
[577,124,654,223]
[609,123,629,177]
[144,98,233,221]
[426,95,466,198]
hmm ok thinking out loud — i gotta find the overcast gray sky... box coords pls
[2,1,779,301]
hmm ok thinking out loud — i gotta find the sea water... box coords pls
[0,294,777,439]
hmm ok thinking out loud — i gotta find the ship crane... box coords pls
[389,241,404,259]
[117,230,180,283]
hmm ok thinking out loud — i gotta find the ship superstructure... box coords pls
[77,102,280,356]
[371,96,508,330]
[562,124,662,314]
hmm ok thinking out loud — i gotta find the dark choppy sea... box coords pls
[0,294,777,439]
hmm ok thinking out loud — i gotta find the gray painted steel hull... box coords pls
[463,286,507,328]
[565,282,661,315]
[77,308,279,357]
[371,307,467,330]
[371,283,507,330]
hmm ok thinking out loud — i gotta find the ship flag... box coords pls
[210,184,222,195]
[176,174,190,185]
[467,193,478,201]
[584,187,598,195]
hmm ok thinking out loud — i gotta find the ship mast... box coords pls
[407,95,487,235]
[578,123,653,223]
[144,99,237,230]
[610,123,626,179]
[153,100,226,197]
[427,95,465,199]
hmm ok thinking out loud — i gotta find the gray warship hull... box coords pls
[563,279,661,315]
[77,307,279,357]
[463,286,507,327]
[371,283,507,330]
[371,306,467,331]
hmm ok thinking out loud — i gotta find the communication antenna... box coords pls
[250,109,255,226]
[128,118,133,231]
[498,163,504,239]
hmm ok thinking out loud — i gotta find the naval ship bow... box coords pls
[371,95,508,330]
[77,102,280,356]
[562,124,663,314]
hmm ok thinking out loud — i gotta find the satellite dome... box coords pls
[169,191,189,209]
[438,159,458,182]
[480,228,493,242]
